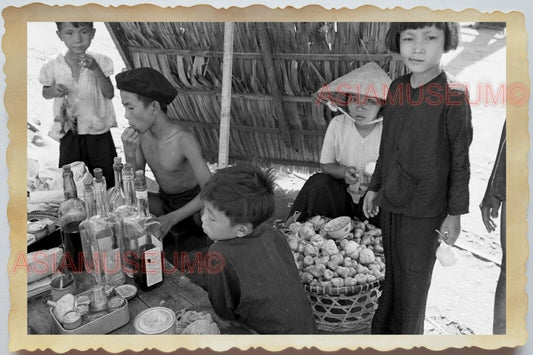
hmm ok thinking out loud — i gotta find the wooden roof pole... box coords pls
[218,22,235,168]
[256,22,292,148]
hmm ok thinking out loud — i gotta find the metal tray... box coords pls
[49,289,130,334]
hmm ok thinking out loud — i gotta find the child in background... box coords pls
[288,62,391,226]
[39,22,117,187]
[200,165,316,334]
[363,22,473,334]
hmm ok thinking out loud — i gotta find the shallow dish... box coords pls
[323,216,352,240]
[115,284,137,300]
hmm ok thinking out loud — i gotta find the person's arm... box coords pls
[321,163,358,184]
[440,87,474,244]
[319,116,359,184]
[121,127,146,173]
[157,133,212,235]
[480,122,506,233]
[42,84,69,100]
[207,248,239,320]
[80,54,114,99]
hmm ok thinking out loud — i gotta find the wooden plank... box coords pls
[174,119,325,136]
[128,46,401,62]
[184,89,317,103]
[27,263,254,334]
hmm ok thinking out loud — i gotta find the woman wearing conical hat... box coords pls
[288,62,391,225]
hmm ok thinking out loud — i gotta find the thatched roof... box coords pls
[106,22,407,170]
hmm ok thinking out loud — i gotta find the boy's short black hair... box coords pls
[200,164,275,228]
[55,22,94,31]
[135,94,169,114]
[385,22,460,54]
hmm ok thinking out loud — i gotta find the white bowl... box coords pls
[323,216,352,240]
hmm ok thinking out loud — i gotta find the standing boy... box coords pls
[200,165,316,334]
[116,67,212,240]
[40,22,117,186]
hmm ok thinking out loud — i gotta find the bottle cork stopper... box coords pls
[83,172,94,188]
[93,168,103,179]
[134,170,146,189]
[113,156,122,165]
[62,165,71,172]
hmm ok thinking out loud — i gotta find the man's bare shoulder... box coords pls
[168,122,200,145]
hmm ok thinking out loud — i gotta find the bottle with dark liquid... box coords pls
[107,157,126,212]
[123,170,164,290]
[58,165,87,272]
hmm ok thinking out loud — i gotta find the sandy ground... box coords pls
[27,22,506,334]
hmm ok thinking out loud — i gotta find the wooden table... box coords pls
[27,260,254,334]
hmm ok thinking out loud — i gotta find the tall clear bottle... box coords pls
[88,168,125,287]
[107,157,126,212]
[115,163,136,218]
[79,174,102,282]
[123,170,164,290]
[58,165,87,272]
[116,163,137,278]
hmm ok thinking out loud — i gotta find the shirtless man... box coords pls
[116,67,211,237]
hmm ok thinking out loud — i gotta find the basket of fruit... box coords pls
[283,215,385,333]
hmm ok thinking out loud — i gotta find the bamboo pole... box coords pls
[218,22,234,168]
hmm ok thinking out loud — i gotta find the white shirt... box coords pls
[39,51,116,138]
[320,114,382,202]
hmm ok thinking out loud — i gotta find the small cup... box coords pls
[107,296,126,312]
[75,294,91,307]
[62,310,82,330]
[50,274,76,301]
[76,303,89,323]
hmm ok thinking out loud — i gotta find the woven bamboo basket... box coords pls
[305,279,383,333]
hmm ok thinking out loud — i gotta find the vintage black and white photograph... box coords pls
[23,19,509,336]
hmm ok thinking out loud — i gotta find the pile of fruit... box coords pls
[283,216,385,289]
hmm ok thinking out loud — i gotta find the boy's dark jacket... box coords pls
[208,223,316,334]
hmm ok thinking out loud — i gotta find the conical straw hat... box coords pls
[314,62,391,106]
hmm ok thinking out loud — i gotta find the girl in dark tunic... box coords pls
[363,22,473,334]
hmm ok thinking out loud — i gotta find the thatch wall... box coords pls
[106,22,407,171]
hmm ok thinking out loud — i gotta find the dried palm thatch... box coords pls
[106,22,407,172]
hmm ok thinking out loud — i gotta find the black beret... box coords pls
[116,67,178,105]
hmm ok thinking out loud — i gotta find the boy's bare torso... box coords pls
[140,124,199,195]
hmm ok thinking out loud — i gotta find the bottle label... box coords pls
[137,235,162,250]
[135,190,148,200]
[144,246,163,287]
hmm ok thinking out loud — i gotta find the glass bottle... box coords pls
[79,175,101,282]
[116,163,137,278]
[115,163,136,218]
[88,168,125,287]
[58,165,87,272]
[107,157,126,212]
[123,170,164,290]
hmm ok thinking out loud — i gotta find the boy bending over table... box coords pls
[116,68,212,247]
[200,164,316,334]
